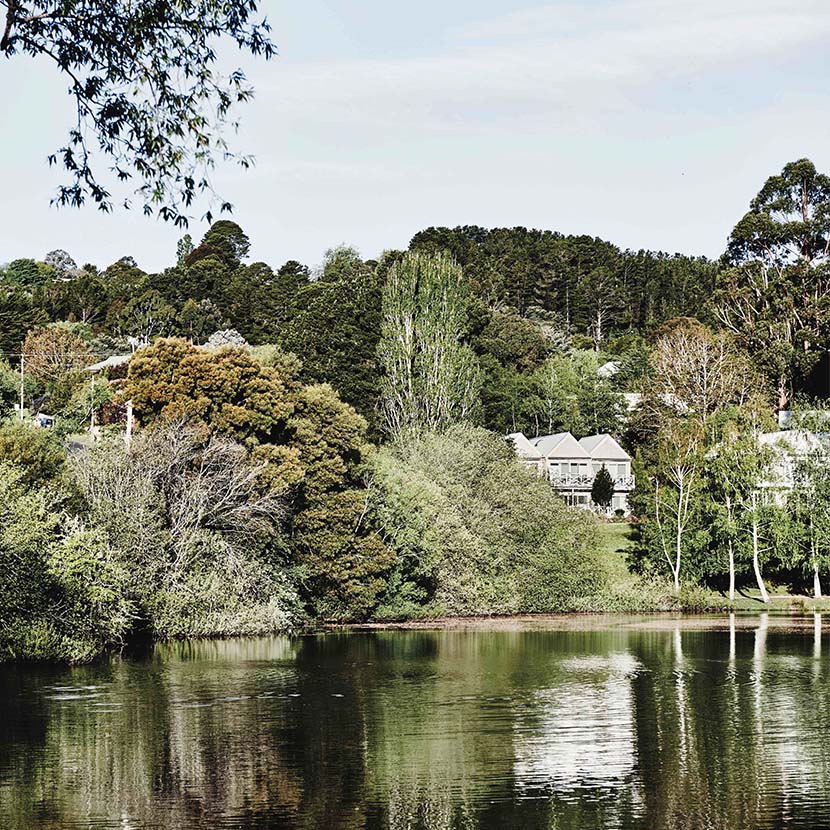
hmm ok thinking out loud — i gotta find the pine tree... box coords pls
[591,465,614,512]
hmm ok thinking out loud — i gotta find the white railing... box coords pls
[548,473,635,491]
[549,474,595,488]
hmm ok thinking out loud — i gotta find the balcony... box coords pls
[548,473,635,491]
[549,474,594,488]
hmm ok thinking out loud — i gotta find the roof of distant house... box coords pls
[84,354,133,373]
[578,433,630,461]
[759,430,829,455]
[597,360,621,378]
[532,432,592,459]
[506,432,543,459]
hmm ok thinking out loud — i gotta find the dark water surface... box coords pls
[2,614,830,829]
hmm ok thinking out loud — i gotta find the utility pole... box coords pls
[125,399,134,451]
[18,354,24,420]
[90,375,96,433]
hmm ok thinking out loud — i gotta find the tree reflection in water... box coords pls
[2,619,830,829]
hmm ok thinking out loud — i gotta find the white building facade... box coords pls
[507,431,635,515]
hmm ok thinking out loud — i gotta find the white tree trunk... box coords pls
[751,505,769,603]
[728,539,736,602]
[674,520,682,594]
[814,561,823,600]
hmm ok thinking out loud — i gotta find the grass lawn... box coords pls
[595,520,830,613]
[596,521,636,586]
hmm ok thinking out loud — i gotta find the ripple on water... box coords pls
[6,622,830,830]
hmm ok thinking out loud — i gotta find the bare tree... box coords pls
[653,422,702,593]
[71,423,286,575]
[648,319,761,426]
[22,325,94,383]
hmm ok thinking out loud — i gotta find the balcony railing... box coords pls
[549,474,594,488]
[548,473,635,491]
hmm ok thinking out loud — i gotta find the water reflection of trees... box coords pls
[0,637,348,830]
[627,618,830,829]
[3,624,830,829]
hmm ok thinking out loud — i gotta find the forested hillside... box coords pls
[4,157,830,662]
[410,225,718,335]
[0,218,724,438]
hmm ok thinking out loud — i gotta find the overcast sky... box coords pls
[2,0,829,273]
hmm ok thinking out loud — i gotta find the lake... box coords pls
[1,614,829,829]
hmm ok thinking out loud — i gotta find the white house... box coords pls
[757,430,829,495]
[508,431,635,515]
[506,432,545,475]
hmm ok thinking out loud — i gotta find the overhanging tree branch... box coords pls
[0,0,275,225]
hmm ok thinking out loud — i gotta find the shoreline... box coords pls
[325,609,830,634]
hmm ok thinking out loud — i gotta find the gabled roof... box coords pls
[532,432,591,460]
[506,432,543,460]
[579,434,631,461]
[84,353,133,373]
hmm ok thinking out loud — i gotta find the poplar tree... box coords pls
[378,251,481,437]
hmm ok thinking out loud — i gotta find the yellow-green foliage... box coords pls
[126,338,297,444]
[373,424,602,619]
[125,338,395,622]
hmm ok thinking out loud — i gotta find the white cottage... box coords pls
[508,431,635,515]
[757,430,829,495]
[506,432,545,471]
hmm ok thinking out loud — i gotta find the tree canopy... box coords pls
[0,0,275,223]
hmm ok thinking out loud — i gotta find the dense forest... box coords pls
[0,219,718,437]
[3,157,830,662]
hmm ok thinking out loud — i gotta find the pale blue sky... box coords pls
[2,0,830,272]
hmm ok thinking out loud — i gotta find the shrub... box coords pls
[0,465,130,663]
[373,424,603,618]
[145,534,301,639]
[70,426,306,639]
[0,420,68,488]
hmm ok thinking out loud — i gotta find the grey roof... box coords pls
[578,433,630,461]
[84,354,133,373]
[597,360,621,378]
[506,432,543,460]
[532,432,592,459]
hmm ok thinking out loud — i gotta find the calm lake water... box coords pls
[2,614,830,829]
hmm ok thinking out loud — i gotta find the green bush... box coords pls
[0,420,68,488]
[145,534,301,639]
[0,465,130,663]
[47,525,135,651]
[373,424,603,618]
